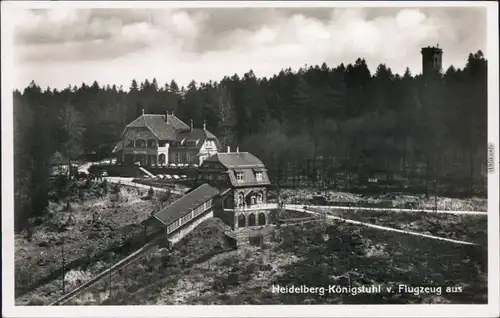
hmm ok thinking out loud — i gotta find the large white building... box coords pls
[112,111,220,166]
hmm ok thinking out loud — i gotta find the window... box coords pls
[159,141,167,147]
[181,213,192,224]
[256,171,263,181]
[175,153,180,163]
[159,154,166,164]
[135,139,146,148]
[147,139,157,148]
[236,172,244,181]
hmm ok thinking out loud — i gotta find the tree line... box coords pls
[13,50,487,231]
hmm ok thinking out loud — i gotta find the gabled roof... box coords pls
[227,168,271,187]
[124,114,188,140]
[175,128,219,150]
[166,114,190,131]
[204,152,266,169]
[111,141,123,154]
[143,183,219,227]
[178,128,217,142]
[201,152,271,187]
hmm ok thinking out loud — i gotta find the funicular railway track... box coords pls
[49,184,220,306]
[48,195,485,305]
[49,231,164,306]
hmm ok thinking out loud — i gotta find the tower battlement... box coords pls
[421,44,443,76]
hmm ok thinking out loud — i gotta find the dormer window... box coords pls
[256,171,263,181]
[236,172,244,181]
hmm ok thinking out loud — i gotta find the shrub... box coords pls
[27,295,49,305]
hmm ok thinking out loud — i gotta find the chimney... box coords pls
[142,109,145,115]
[236,146,239,153]
[164,110,168,121]
[227,146,230,153]
[190,119,193,131]
[172,111,175,117]
[203,120,206,130]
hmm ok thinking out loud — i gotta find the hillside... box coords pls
[63,215,487,305]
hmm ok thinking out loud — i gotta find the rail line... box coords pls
[48,198,484,305]
[49,234,163,306]
[300,207,479,246]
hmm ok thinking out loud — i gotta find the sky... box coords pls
[12,5,487,91]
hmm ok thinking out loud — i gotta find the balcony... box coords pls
[224,203,270,212]
[123,147,159,155]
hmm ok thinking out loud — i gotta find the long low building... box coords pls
[141,183,220,244]
[139,150,276,246]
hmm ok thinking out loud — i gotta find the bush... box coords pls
[27,295,48,305]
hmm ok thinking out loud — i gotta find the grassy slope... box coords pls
[16,184,487,305]
[15,181,181,305]
[66,217,233,305]
[328,209,487,245]
[68,219,487,305]
[184,222,487,305]
[278,189,488,211]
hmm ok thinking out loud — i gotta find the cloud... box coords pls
[13,6,486,90]
[14,8,206,62]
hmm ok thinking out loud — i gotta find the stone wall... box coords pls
[213,195,235,229]
[233,209,277,230]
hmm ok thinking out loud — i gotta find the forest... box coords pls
[13,50,487,232]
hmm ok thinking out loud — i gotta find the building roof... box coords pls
[144,183,219,228]
[201,152,271,187]
[111,141,123,154]
[122,114,220,146]
[178,128,217,142]
[227,167,271,187]
[124,114,188,140]
[165,114,190,131]
[175,128,219,150]
[204,152,266,169]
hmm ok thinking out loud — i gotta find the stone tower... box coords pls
[421,44,443,76]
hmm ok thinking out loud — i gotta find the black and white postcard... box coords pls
[2,1,499,317]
